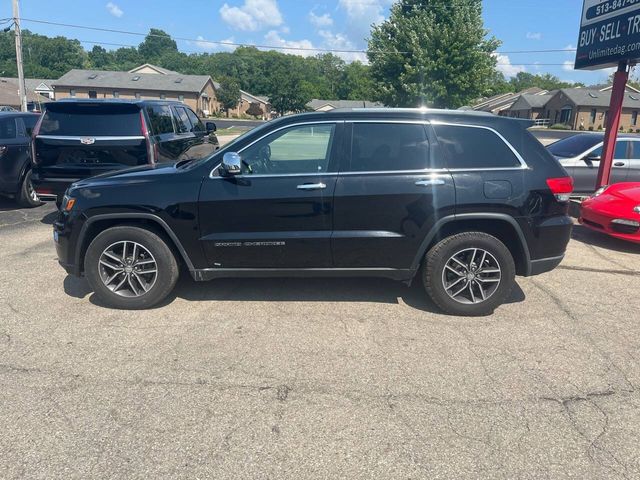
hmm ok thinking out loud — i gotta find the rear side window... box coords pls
[348,123,430,172]
[185,108,204,133]
[23,115,39,136]
[434,124,521,169]
[146,105,175,135]
[0,118,17,139]
[172,106,191,134]
[39,106,142,136]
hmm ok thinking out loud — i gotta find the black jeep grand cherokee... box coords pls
[53,109,573,316]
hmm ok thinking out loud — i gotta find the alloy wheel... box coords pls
[98,241,158,298]
[441,248,501,304]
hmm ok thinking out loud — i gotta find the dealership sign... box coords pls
[575,0,640,70]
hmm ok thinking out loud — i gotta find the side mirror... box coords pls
[221,152,241,175]
[206,121,217,133]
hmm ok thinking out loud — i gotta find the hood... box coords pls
[68,162,179,192]
[602,182,640,203]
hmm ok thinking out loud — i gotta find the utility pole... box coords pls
[12,0,27,112]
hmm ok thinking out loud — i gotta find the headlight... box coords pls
[61,195,76,212]
[593,185,608,197]
[634,205,640,214]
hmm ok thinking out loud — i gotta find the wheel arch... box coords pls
[412,213,532,276]
[75,213,195,274]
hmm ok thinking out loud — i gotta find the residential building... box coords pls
[473,88,547,115]
[231,90,272,119]
[0,77,55,109]
[52,68,220,116]
[307,99,384,111]
[544,87,640,131]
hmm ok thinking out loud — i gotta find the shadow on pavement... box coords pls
[571,224,640,254]
[71,274,526,316]
[0,196,21,212]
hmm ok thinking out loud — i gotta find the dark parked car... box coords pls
[53,108,573,316]
[32,99,219,205]
[0,111,43,207]
[547,133,640,194]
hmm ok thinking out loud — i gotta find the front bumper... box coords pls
[580,205,640,244]
[53,214,84,276]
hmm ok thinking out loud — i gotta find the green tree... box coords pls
[268,61,311,114]
[88,45,115,69]
[338,61,375,100]
[509,72,582,92]
[367,0,500,108]
[138,29,178,61]
[217,76,241,117]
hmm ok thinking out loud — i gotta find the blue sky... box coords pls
[2,0,617,84]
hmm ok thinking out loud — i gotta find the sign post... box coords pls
[575,0,640,188]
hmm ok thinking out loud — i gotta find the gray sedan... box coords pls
[547,133,640,194]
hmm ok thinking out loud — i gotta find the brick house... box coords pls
[544,87,640,131]
[52,67,220,116]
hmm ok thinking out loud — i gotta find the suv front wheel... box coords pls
[84,226,179,309]
[423,232,516,316]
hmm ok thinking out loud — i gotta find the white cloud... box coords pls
[494,53,525,78]
[309,11,333,28]
[526,32,542,40]
[318,30,367,62]
[106,2,123,18]
[220,0,283,32]
[191,36,236,52]
[264,30,316,57]
[338,0,392,41]
[563,60,575,72]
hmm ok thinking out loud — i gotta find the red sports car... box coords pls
[580,182,640,243]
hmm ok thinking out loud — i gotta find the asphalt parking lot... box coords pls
[1,198,640,479]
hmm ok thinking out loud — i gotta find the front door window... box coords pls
[240,124,335,175]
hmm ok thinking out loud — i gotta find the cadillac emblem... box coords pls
[80,137,96,145]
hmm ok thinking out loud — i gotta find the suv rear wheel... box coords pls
[17,170,43,208]
[423,232,516,316]
[84,226,179,309]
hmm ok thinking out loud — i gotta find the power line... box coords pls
[21,17,579,58]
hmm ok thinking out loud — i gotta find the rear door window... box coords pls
[146,105,175,135]
[23,115,39,136]
[0,117,17,139]
[185,108,204,133]
[347,123,430,172]
[39,105,142,136]
[433,124,521,169]
[172,106,192,134]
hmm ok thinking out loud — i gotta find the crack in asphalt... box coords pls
[558,265,640,277]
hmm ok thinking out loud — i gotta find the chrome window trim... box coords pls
[209,120,341,179]
[208,118,531,179]
[36,135,145,141]
[430,120,529,170]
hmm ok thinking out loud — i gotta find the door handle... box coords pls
[614,161,626,167]
[415,178,446,187]
[297,182,327,190]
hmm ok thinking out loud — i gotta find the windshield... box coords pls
[547,134,602,158]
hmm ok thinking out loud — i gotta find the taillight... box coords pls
[546,177,573,202]
[140,110,155,163]
[31,114,44,163]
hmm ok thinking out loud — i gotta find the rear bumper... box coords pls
[529,254,565,275]
[31,172,76,203]
[524,214,573,276]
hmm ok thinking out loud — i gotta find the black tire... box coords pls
[84,226,179,310]
[17,169,43,208]
[423,232,516,317]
